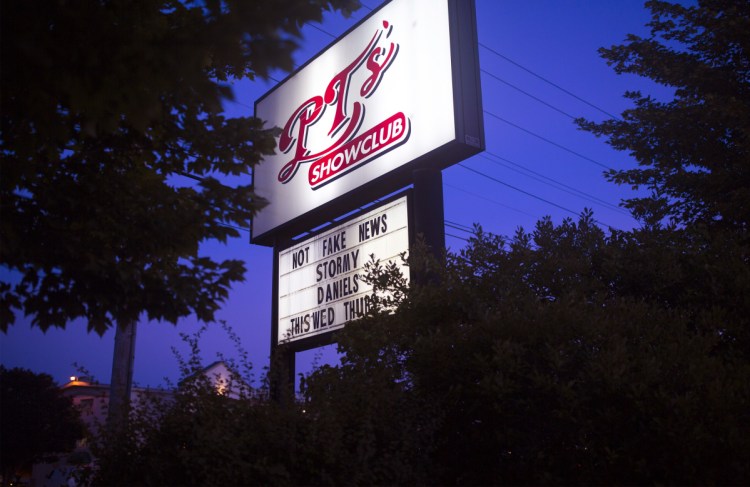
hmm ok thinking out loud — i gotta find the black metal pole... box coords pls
[412,167,445,260]
[270,240,296,403]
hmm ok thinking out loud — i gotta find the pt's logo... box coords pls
[277,20,411,189]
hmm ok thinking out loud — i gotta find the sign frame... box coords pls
[271,190,413,352]
[251,0,483,246]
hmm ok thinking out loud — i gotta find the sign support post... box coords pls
[256,0,483,402]
[269,344,296,403]
[413,168,445,260]
[270,239,295,402]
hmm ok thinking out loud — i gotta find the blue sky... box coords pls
[1,0,667,389]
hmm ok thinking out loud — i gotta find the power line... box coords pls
[218,222,251,233]
[478,42,621,120]
[443,182,536,217]
[479,152,632,217]
[460,163,579,217]
[480,68,577,120]
[445,221,474,234]
[446,219,474,232]
[483,109,613,170]
[458,162,618,230]
[446,232,470,243]
[306,22,336,38]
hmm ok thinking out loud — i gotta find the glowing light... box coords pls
[252,0,471,244]
[277,196,410,343]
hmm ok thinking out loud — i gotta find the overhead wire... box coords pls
[477,52,633,222]
[458,163,619,230]
[458,163,580,218]
[446,233,470,243]
[445,221,474,234]
[478,42,621,121]
[480,68,577,120]
[443,182,536,217]
[218,222,251,233]
[479,152,632,217]
[483,109,613,170]
[306,22,336,38]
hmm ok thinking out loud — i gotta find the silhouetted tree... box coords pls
[0,367,85,484]
[578,0,750,355]
[1,0,362,436]
[0,0,359,334]
[578,0,749,231]
[300,220,750,484]
[82,1,750,484]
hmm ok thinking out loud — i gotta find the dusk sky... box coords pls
[0,0,669,390]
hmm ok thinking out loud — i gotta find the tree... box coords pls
[300,216,750,484]
[0,0,359,334]
[91,325,307,487]
[577,0,750,354]
[88,219,750,484]
[0,367,85,483]
[577,0,750,231]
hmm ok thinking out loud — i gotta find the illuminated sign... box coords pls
[277,195,409,344]
[253,0,483,245]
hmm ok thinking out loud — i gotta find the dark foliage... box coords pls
[88,0,749,484]
[0,0,359,334]
[577,0,750,231]
[0,367,85,482]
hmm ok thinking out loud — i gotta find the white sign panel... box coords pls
[253,0,482,244]
[277,196,409,344]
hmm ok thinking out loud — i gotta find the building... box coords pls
[178,360,254,400]
[30,362,249,486]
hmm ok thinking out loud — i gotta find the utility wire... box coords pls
[444,182,536,217]
[480,68,577,120]
[307,22,336,38]
[460,163,579,217]
[218,222,251,233]
[479,152,631,217]
[479,42,621,120]
[458,162,617,230]
[446,219,474,232]
[446,221,474,234]
[483,109,613,170]
[446,232,470,242]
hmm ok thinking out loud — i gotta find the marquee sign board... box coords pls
[276,194,410,347]
[252,0,483,245]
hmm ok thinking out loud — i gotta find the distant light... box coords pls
[70,376,78,382]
